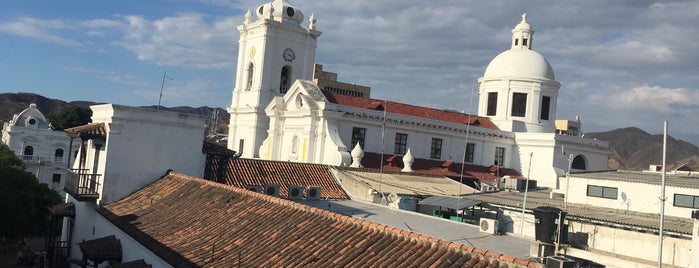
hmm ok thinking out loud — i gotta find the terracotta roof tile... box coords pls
[323,92,499,130]
[201,141,237,156]
[65,122,106,140]
[98,171,538,268]
[49,202,75,217]
[204,157,350,199]
[358,152,521,183]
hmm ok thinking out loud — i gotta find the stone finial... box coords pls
[244,10,252,24]
[521,13,527,23]
[308,13,316,30]
[350,142,364,168]
[401,148,414,172]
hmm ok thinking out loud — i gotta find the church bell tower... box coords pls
[227,0,321,157]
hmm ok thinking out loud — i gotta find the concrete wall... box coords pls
[488,204,690,267]
[89,104,206,204]
[565,221,690,267]
[567,176,699,218]
[94,213,172,267]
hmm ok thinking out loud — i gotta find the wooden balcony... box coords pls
[64,169,102,202]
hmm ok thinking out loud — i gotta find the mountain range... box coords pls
[2,92,697,172]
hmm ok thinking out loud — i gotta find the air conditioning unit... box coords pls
[246,185,262,193]
[307,186,321,200]
[479,218,498,234]
[545,255,575,268]
[264,184,280,196]
[288,185,305,199]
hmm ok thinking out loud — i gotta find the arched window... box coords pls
[245,63,254,91]
[55,148,64,163]
[571,155,587,170]
[279,66,291,94]
[23,146,34,161]
[23,146,34,156]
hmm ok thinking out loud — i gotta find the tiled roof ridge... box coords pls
[233,156,334,168]
[341,152,522,180]
[323,91,501,130]
[325,91,491,121]
[340,166,452,179]
[64,122,105,132]
[166,170,540,267]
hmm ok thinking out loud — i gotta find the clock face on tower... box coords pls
[283,48,295,62]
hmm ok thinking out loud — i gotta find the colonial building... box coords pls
[52,103,538,268]
[1,103,79,194]
[226,0,611,189]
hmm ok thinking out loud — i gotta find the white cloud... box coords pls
[114,13,239,68]
[2,0,699,143]
[60,66,151,87]
[603,85,699,114]
[0,17,84,47]
[131,77,229,107]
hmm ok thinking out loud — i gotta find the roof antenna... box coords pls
[158,71,174,110]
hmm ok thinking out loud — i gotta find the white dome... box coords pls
[483,49,555,80]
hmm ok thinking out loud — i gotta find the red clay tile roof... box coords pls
[323,92,499,130]
[204,157,350,199]
[97,171,540,268]
[49,202,75,217]
[65,122,107,140]
[201,141,238,156]
[360,152,521,183]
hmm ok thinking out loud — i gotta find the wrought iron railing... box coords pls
[64,169,101,201]
[46,240,70,267]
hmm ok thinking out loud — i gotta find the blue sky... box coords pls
[2,0,699,145]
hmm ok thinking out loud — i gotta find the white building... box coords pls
[227,0,610,189]
[567,169,699,219]
[59,104,207,265]
[1,103,79,193]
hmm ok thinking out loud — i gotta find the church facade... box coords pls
[2,104,79,194]
[226,0,610,189]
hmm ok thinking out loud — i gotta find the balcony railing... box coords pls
[19,155,65,165]
[64,169,102,202]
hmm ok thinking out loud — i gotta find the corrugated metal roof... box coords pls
[418,196,484,211]
[571,170,699,189]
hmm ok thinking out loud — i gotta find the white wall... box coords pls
[88,104,206,204]
[566,221,690,267]
[567,175,699,218]
[94,213,172,267]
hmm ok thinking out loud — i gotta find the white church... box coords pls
[226,0,610,189]
[2,104,80,194]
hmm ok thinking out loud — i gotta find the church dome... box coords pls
[256,0,305,26]
[483,49,555,80]
[12,103,50,128]
[482,13,555,81]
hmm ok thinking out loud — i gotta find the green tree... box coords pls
[0,144,62,240]
[47,105,92,130]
